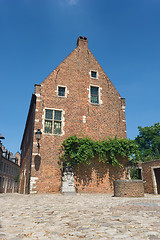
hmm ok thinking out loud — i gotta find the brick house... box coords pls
[139,160,160,194]
[19,36,127,194]
[0,144,20,193]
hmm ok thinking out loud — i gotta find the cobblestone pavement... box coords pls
[0,193,160,240]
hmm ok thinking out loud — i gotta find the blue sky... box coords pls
[0,0,160,154]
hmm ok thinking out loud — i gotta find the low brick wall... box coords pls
[114,180,144,197]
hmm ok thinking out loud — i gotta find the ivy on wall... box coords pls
[59,135,139,168]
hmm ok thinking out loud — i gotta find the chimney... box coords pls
[77,36,88,48]
[35,84,41,96]
[121,98,126,109]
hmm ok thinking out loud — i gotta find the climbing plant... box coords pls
[59,135,139,167]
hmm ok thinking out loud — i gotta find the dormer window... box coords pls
[90,70,98,79]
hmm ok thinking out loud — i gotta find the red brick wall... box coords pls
[114,180,144,197]
[141,160,160,194]
[21,37,127,193]
[74,158,126,193]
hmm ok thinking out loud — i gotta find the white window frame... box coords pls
[55,85,68,98]
[88,85,102,105]
[42,108,65,136]
[89,70,99,79]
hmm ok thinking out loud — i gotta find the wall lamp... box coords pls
[35,129,42,149]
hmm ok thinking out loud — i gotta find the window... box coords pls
[91,71,98,79]
[56,85,68,98]
[58,86,65,97]
[4,163,6,173]
[90,86,99,104]
[0,161,3,172]
[45,109,62,135]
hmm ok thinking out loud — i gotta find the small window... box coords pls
[45,109,62,135]
[91,71,98,79]
[58,87,65,97]
[90,86,99,104]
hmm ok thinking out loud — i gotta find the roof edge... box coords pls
[20,94,36,150]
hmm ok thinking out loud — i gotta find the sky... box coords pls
[0,0,160,154]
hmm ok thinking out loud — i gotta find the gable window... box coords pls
[91,71,97,78]
[90,86,99,104]
[58,86,65,97]
[45,109,62,135]
[90,70,98,79]
[56,85,68,98]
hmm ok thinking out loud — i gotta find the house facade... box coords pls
[0,144,20,193]
[19,36,127,194]
[139,160,160,194]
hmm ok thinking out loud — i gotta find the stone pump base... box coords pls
[114,180,144,197]
[61,167,76,195]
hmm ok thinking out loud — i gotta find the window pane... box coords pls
[58,87,65,96]
[91,71,97,78]
[45,120,52,133]
[45,109,53,119]
[0,162,3,172]
[54,121,61,134]
[91,86,98,95]
[54,110,62,120]
[91,95,99,104]
[91,86,99,104]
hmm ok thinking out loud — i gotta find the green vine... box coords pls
[59,135,139,167]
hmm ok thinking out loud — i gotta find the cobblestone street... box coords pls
[0,193,160,240]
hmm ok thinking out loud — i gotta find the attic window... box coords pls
[58,86,65,97]
[57,85,68,98]
[91,71,98,79]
